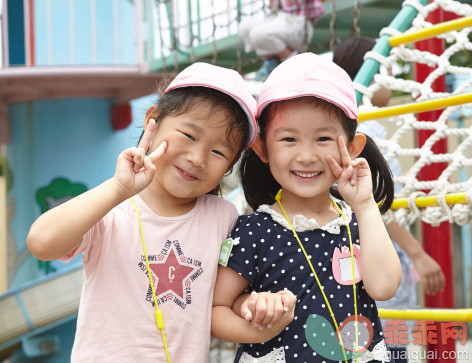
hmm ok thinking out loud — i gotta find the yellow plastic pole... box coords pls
[358,91,472,122]
[390,16,472,47]
[378,308,472,322]
[390,193,468,210]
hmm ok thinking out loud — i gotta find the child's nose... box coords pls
[296,145,318,164]
[186,146,207,168]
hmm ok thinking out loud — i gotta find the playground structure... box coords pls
[0,0,472,362]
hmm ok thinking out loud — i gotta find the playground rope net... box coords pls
[355,0,472,227]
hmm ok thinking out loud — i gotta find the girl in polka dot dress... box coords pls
[212,53,402,363]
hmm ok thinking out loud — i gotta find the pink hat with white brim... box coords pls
[165,62,258,148]
[258,53,358,121]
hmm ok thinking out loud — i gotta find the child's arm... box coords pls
[326,136,401,301]
[351,197,401,301]
[387,221,445,295]
[212,266,296,344]
[27,120,166,261]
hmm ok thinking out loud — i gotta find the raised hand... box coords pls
[241,290,297,330]
[326,136,373,209]
[113,119,167,197]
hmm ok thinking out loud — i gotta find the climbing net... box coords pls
[355,0,472,226]
[147,0,267,70]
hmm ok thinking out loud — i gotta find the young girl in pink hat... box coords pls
[212,53,401,362]
[26,62,288,362]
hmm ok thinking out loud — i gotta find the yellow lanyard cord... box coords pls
[330,196,359,363]
[131,197,171,363]
[274,190,359,362]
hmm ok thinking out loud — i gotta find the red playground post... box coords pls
[414,6,456,363]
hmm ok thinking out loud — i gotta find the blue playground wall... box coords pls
[6,97,147,287]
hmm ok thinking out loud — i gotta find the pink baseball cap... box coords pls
[164,62,258,148]
[258,53,358,121]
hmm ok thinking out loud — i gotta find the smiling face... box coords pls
[261,98,353,208]
[145,100,242,204]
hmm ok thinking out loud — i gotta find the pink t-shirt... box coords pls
[61,194,238,362]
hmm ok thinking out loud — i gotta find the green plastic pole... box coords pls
[354,0,430,104]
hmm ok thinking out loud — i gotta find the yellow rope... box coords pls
[275,190,361,362]
[131,197,171,363]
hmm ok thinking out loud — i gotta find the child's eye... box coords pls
[182,132,195,141]
[317,136,331,142]
[282,137,296,142]
[212,150,227,158]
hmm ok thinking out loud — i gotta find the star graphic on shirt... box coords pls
[149,248,197,300]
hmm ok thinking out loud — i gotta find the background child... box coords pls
[212,53,402,362]
[239,0,326,81]
[333,36,446,362]
[27,63,258,362]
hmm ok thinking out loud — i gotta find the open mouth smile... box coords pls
[291,171,322,179]
[176,166,198,181]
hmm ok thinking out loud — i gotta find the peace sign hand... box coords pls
[326,136,374,209]
[113,119,167,198]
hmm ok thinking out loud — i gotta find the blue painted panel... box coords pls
[7,0,26,65]
[33,0,137,66]
[94,0,114,64]
[34,0,50,65]
[72,0,93,65]
[118,0,137,65]
[50,0,71,65]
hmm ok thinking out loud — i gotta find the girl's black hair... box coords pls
[139,84,250,196]
[240,97,394,213]
[333,36,376,80]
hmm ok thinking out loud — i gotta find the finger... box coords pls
[341,164,354,181]
[129,148,146,173]
[138,119,157,152]
[430,272,443,295]
[268,297,284,328]
[338,136,352,168]
[326,154,343,178]
[438,271,446,292]
[142,156,156,180]
[356,158,369,171]
[148,141,167,164]
[261,297,275,327]
[281,291,296,312]
[253,296,268,329]
[242,291,258,321]
[350,165,359,186]
[422,275,432,295]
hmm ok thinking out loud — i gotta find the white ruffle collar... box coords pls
[256,200,353,234]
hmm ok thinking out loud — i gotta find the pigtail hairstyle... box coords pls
[240,103,281,211]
